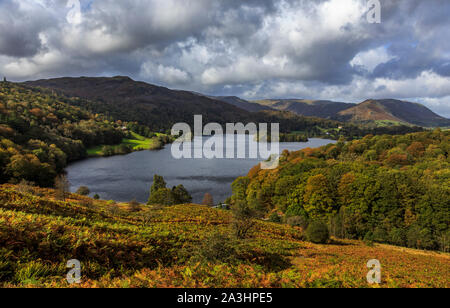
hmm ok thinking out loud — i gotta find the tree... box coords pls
[172,185,192,204]
[76,186,90,196]
[287,216,309,230]
[231,177,250,203]
[306,221,330,244]
[150,174,167,195]
[148,188,176,206]
[202,193,214,207]
[303,174,336,219]
[55,174,70,201]
[148,175,190,206]
[231,200,257,239]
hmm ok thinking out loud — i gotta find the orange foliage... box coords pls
[407,142,425,157]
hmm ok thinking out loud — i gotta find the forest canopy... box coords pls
[0,83,125,186]
[232,130,450,251]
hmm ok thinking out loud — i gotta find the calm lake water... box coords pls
[66,136,335,204]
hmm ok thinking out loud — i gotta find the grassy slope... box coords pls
[86,132,161,156]
[0,184,448,288]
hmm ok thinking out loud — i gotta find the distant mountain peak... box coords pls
[337,98,450,127]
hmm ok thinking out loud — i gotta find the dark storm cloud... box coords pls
[0,0,449,116]
[0,1,55,57]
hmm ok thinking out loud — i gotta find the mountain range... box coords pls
[25,76,450,128]
[250,98,450,127]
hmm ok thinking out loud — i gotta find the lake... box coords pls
[66,136,336,204]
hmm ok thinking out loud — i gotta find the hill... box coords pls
[25,77,253,132]
[24,77,359,136]
[336,99,450,127]
[253,98,450,127]
[231,130,449,252]
[24,77,428,139]
[0,183,448,288]
[0,82,126,186]
[212,96,274,112]
[254,99,353,119]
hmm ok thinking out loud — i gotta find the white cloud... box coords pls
[141,62,191,85]
[351,46,396,72]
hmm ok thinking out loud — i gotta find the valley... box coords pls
[0,77,449,289]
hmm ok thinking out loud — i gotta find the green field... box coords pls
[87,132,162,156]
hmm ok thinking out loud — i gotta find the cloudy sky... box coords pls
[0,0,449,117]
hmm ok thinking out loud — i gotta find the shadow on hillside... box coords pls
[242,251,292,272]
[328,238,356,246]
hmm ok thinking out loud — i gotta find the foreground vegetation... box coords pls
[231,130,449,252]
[0,184,448,288]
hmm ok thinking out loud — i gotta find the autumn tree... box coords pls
[202,193,214,207]
[303,174,336,219]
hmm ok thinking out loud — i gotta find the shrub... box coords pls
[268,212,282,223]
[108,202,120,215]
[80,198,94,209]
[128,199,142,213]
[93,194,100,200]
[197,232,237,263]
[287,216,309,230]
[306,221,330,244]
[17,180,35,195]
[55,174,70,201]
[76,186,90,196]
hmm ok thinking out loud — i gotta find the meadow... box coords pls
[86,132,164,156]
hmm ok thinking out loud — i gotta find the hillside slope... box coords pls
[0,82,125,186]
[25,77,252,131]
[233,130,449,252]
[212,96,274,112]
[24,77,357,136]
[337,99,450,127]
[253,98,450,127]
[0,184,448,288]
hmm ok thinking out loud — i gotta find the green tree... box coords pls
[306,221,330,244]
[150,175,167,195]
[232,200,257,239]
[148,188,176,206]
[76,186,90,196]
[172,185,192,204]
[303,174,336,219]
